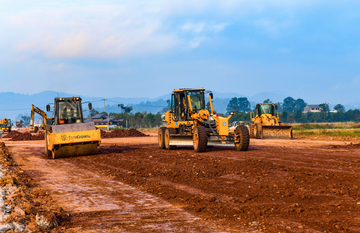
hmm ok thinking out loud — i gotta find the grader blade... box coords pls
[207,135,235,147]
[261,126,293,139]
[169,134,193,146]
[48,122,101,159]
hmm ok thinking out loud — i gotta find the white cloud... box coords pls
[180,22,205,33]
[47,32,90,58]
[2,0,323,59]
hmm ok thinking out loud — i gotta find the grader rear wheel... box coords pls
[158,127,166,149]
[193,126,208,152]
[165,128,176,150]
[234,125,250,151]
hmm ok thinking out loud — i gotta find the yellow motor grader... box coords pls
[249,103,293,139]
[30,97,101,159]
[158,88,249,152]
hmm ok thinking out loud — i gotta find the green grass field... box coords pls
[291,122,360,137]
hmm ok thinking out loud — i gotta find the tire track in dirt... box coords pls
[9,145,251,232]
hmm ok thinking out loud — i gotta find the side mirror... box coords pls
[88,103,92,110]
[250,112,254,119]
[275,105,278,110]
[209,93,214,99]
[46,105,50,112]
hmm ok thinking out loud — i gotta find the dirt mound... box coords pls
[10,132,45,141]
[2,131,22,138]
[100,129,149,138]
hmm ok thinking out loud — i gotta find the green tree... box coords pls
[280,110,289,122]
[161,99,171,114]
[319,103,330,113]
[21,115,30,127]
[282,97,296,113]
[226,97,250,113]
[89,109,99,117]
[293,99,307,112]
[263,99,271,103]
[118,104,133,113]
[334,104,345,113]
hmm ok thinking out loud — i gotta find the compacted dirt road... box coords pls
[3,132,360,232]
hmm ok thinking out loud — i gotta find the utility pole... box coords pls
[102,99,107,113]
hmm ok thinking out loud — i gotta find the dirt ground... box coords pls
[2,131,360,232]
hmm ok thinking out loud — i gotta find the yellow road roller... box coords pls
[31,97,101,159]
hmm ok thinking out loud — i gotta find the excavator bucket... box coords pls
[261,126,293,139]
[47,122,101,159]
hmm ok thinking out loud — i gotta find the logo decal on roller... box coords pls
[222,122,226,126]
[61,135,91,141]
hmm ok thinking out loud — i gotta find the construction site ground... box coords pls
[2,131,360,232]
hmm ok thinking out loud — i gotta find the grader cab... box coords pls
[158,88,249,152]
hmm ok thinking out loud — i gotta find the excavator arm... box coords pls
[30,105,48,132]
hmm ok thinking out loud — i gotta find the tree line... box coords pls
[226,96,359,123]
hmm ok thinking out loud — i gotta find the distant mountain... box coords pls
[0,90,356,122]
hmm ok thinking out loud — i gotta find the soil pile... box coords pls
[2,131,21,138]
[100,129,149,138]
[10,132,45,141]
[0,142,70,231]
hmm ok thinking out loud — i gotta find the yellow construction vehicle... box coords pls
[249,103,293,139]
[0,119,12,133]
[30,96,101,159]
[158,88,249,152]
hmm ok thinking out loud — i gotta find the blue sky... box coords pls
[1,0,359,104]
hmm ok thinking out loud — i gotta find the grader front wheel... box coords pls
[193,126,208,152]
[165,128,176,150]
[158,127,166,149]
[234,125,250,151]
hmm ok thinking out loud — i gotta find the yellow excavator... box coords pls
[30,97,101,159]
[159,88,249,152]
[250,103,293,139]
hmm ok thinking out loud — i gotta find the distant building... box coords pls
[303,105,321,113]
[86,114,123,129]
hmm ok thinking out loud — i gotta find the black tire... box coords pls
[165,128,176,150]
[193,126,208,152]
[255,123,263,139]
[234,125,250,151]
[158,127,166,149]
